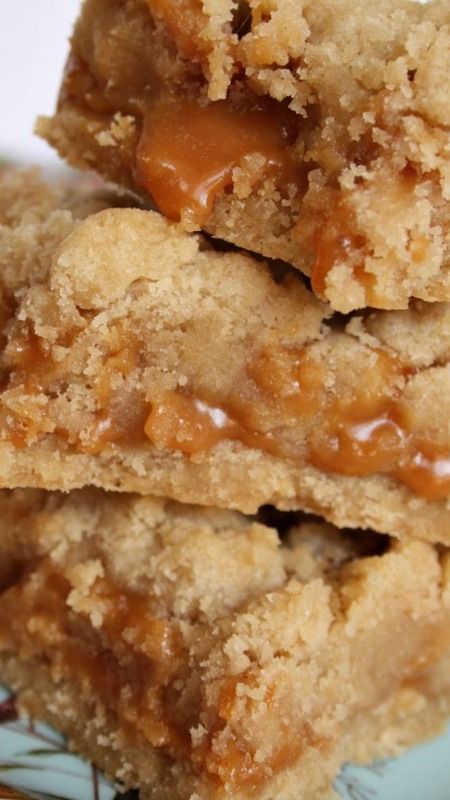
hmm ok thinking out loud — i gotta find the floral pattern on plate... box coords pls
[0,685,449,800]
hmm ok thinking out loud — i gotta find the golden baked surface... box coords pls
[39,0,450,311]
[2,171,450,542]
[1,488,449,800]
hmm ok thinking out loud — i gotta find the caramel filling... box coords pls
[79,326,149,455]
[310,201,369,299]
[145,391,278,457]
[1,326,450,501]
[0,333,63,448]
[0,325,148,452]
[197,677,313,787]
[143,348,450,502]
[308,169,427,303]
[135,97,301,224]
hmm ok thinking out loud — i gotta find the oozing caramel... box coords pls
[143,348,450,501]
[145,391,278,457]
[310,200,369,299]
[145,392,241,455]
[135,98,301,224]
[308,168,427,303]
[1,321,450,501]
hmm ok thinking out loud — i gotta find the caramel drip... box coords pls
[135,97,301,224]
[310,200,368,299]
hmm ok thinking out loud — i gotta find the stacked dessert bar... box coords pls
[1,1,450,798]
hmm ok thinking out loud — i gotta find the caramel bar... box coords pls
[38,0,450,312]
[2,171,450,542]
[1,488,449,799]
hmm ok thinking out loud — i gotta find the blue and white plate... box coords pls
[0,685,449,800]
